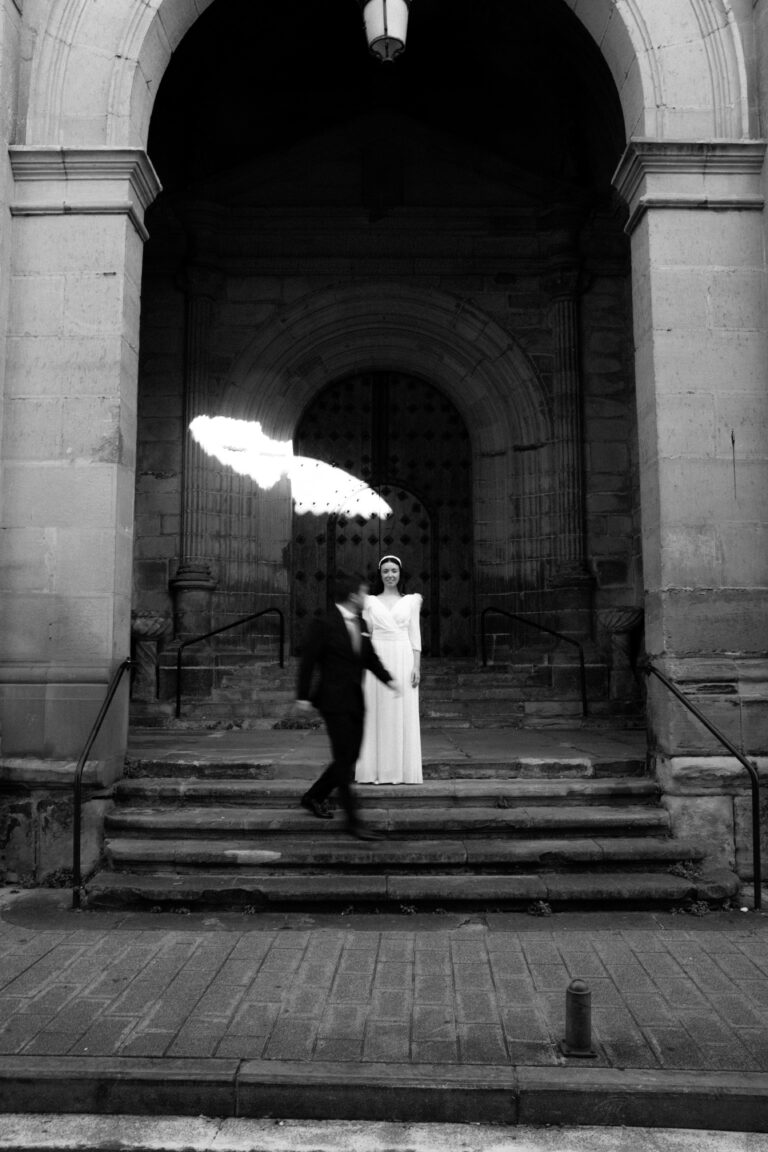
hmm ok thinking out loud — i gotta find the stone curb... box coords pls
[1,1057,766,1132]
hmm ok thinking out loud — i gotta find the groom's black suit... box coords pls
[298,604,393,825]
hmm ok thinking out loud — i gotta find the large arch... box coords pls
[220,283,550,452]
[20,0,753,150]
[217,283,554,614]
[5,0,765,889]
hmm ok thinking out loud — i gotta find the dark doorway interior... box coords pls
[292,373,473,656]
[147,0,624,196]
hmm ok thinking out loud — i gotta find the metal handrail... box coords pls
[72,658,132,910]
[644,660,762,911]
[175,607,285,718]
[480,606,588,717]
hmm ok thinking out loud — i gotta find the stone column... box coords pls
[542,219,594,637]
[2,146,160,774]
[169,268,220,638]
[614,139,768,878]
[614,141,768,671]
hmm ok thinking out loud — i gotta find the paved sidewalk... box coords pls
[1,888,767,1129]
[1,1116,765,1152]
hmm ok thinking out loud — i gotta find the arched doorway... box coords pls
[292,373,473,656]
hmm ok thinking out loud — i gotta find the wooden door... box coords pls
[292,373,473,655]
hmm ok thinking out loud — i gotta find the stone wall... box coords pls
[132,192,640,664]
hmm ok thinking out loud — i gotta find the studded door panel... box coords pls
[293,373,472,655]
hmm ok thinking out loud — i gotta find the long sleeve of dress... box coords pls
[408,593,422,652]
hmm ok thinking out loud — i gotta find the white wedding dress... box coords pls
[355,593,423,784]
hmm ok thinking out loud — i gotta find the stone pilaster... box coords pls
[2,146,161,760]
[613,139,768,661]
[541,223,594,637]
[169,268,220,638]
[614,138,768,879]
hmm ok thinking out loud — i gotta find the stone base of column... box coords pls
[130,612,172,701]
[169,564,217,639]
[647,656,768,882]
[0,667,129,883]
[647,656,768,758]
[597,607,645,712]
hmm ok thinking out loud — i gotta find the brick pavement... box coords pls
[1,891,768,1074]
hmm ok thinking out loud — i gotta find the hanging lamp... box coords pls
[359,0,411,62]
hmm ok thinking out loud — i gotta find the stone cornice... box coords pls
[9,146,162,240]
[613,139,766,234]
[9,200,151,242]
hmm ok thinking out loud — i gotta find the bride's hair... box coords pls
[372,555,409,595]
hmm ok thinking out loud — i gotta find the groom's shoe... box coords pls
[300,794,333,819]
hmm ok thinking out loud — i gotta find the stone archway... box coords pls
[6,3,762,703]
[20,0,753,148]
[9,2,756,704]
[219,281,551,613]
[4,0,767,892]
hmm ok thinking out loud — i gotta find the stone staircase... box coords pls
[139,652,619,730]
[85,732,739,911]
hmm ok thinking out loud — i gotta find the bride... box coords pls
[355,554,423,785]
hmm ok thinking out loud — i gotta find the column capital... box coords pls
[542,260,583,302]
[9,145,162,240]
[613,138,765,235]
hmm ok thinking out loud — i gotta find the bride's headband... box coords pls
[378,554,402,569]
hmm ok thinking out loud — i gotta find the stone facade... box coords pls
[0,0,766,884]
[133,189,638,651]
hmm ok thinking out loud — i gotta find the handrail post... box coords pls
[481,607,489,667]
[645,661,762,911]
[577,644,587,719]
[72,659,131,910]
[175,640,187,720]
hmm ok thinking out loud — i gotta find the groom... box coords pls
[294,571,400,840]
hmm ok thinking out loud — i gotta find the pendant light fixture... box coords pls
[359,0,412,62]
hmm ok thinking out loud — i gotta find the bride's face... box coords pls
[380,561,401,590]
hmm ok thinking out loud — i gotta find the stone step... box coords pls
[177,659,582,681]
[177,657,561,680]
[173,715,613,732]
[179,697,588,718]
[84,867,739,910]
[105,804,670,839]
[123,757,647,781]
[207,675,565,694]
[437,699,538,714]
[209,690,295,704]
[167,656,608,724]
[114,777,659,809]
[104,835,705,871]
[201,681,565,703]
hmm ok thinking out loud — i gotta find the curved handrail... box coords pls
[175,607,285,719]
[480,606,588,717]
[72,658,132,910]
[644,660,761,911]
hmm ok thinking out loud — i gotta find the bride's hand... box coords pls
[411,670,420,687]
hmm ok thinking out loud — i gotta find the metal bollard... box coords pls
[559,978,596,1058]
